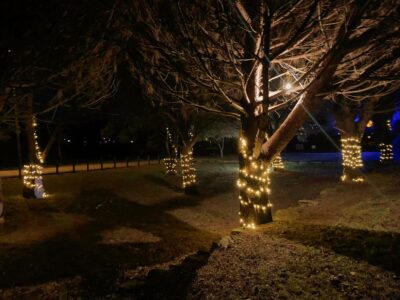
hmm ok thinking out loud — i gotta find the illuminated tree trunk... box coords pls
[272,154,284,171]
[23,94,46,199]
[379,119,393,163]
[181,143,197,195]
[340,134,364,183]
[238,117,272,228]
[164,127,178,175]
[333,100,376,183]
[238,1,272,227]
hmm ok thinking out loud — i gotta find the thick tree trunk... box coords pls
[238,116,272,227]
[340,134,363,183]
[334,102,369,183]
[23,94,45,199]
[0,178,4,223]
[181,143,197,195]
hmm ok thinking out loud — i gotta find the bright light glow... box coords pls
[272,154,284,171]
[283,82,293,91]
[341,137,364,183]
[380,143,393,162]
[237,136,272,228]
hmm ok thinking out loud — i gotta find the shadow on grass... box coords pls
[266,222,400,275]
[0,189,219,298]
[142,171,236,199]
[120,248,215,299]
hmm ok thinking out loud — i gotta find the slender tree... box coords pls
[164,126,178,175]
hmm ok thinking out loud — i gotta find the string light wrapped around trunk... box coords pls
[163,157,177,174]
[340,137,364,183]
[23,164,47,198]
[238,136,272,229]
[181,151,196,188]
[164,127,178,175]
[272,154,284,171]
[23,117,47,199]
[379,143,393,162]
[33,118,44,164]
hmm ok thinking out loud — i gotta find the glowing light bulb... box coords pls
[283,82,293,91]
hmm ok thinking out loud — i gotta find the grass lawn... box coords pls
[0,158,399,298]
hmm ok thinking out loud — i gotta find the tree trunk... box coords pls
[42,126,61,161]
[218,137,224,159]
[57,135,63,163]
[379,119,393,163]
[23,94,45,199]
[379,143,393,163]
[337,114,364,183]
[272,154,284,171]
[238,116,272,228]
[0,178,4,223]
[164,127,177,175]
[333,102,368,183]
[15,103,23,177]
[181,143,197,195]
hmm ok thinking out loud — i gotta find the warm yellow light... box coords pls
[366,120,373,128]
[341,137,364,183]
[237,134,272,227]
[283,82,293,91]
[379,143,393,162]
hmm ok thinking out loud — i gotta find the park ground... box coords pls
[0,158,399,299]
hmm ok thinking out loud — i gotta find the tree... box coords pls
[116,0,400,225]
[332,97,377,182]
[164,126,178,174]
[1,1,121,198]
[201,117,239,159]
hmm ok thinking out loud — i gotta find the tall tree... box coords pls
[120,0,400,226]
[1,0,121,197]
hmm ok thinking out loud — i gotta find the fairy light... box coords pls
[164,127,178,175]
[33,117,44,164]
[23,117,47,198]
[181,151,196,188]
[180,131,197,189]
[272,154,284,171]
[23,164,47,198]
[379,143,393,162]
[163,158,177,174]
[340,137,364,183]
[237,135,272,229]
[386,119,392,131]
